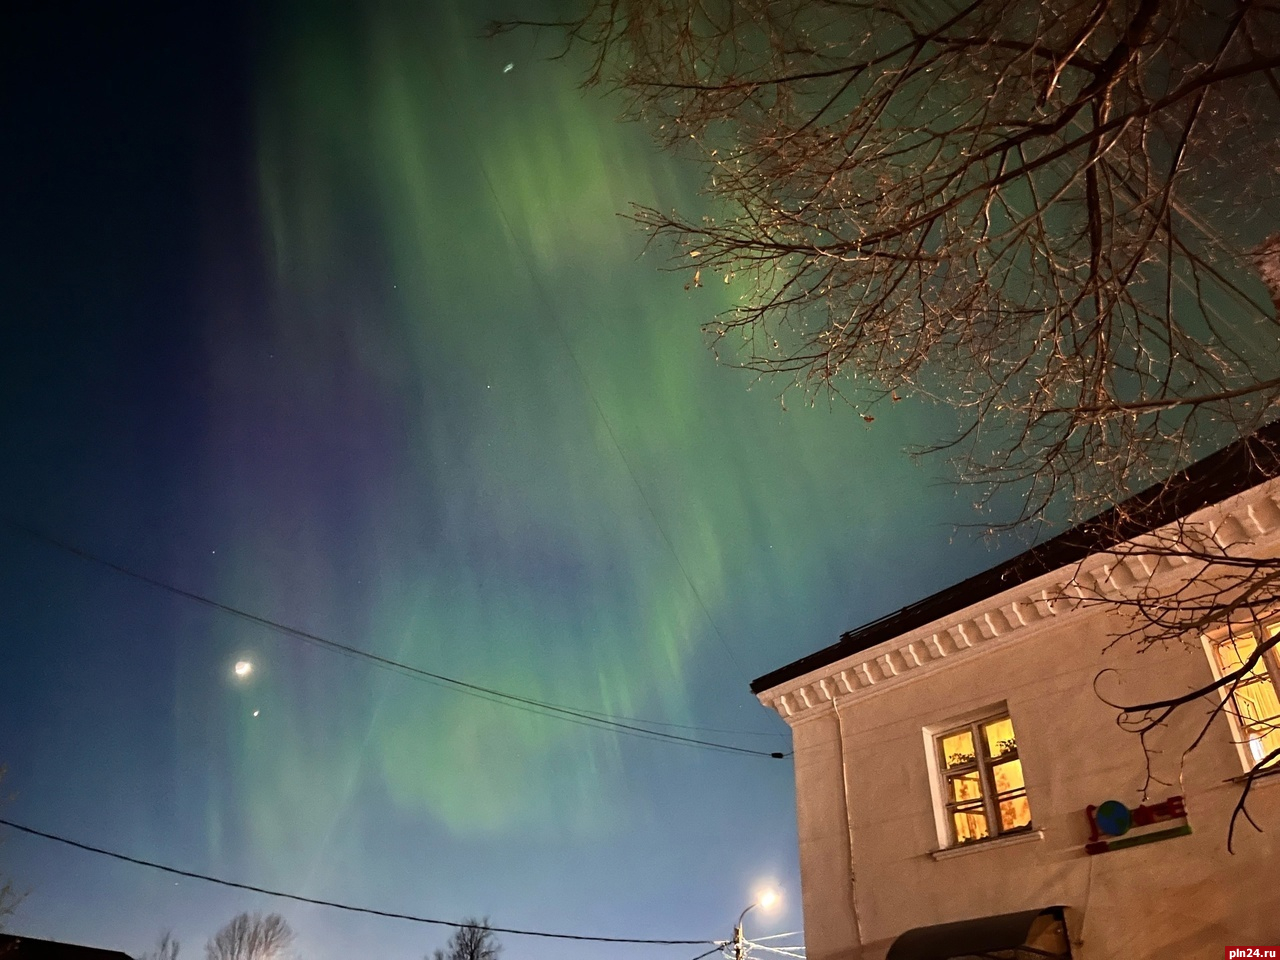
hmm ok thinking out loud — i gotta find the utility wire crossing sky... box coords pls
[0,818,715,946]
[5,521,789,759]
[0,3,1018,957]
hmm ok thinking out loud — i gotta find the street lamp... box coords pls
[732,890,780,960]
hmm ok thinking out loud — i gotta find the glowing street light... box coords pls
[732,889,781,960]
[234,660,253,679]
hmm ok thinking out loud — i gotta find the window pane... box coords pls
[947,770,984,803]
[952,807,989,844]
[998,794,1032,832]
[941,729,976,769]
[1212,630,1280,769]
[937,713,1031,847]
[1233,676,1280,727]
[992,758,1025,793]
[1245,726,1280,767]
[983,716,1018,758]
[1219,636,1280,770]
[1214,632,1268,679]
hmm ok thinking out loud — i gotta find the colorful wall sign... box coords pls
[1084,795,1191,854]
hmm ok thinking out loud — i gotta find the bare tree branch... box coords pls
[504,0,1280,521]
[500,0,1280,847]
[144,931,181,960]
[205,913,293,960]
[430,918,501,960]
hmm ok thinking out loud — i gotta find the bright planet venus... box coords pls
[0,2,1016,959]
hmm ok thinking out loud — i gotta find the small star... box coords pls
[253,710,260,717]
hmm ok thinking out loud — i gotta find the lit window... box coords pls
[935,713,1032,845]
[1207,624,1280,770]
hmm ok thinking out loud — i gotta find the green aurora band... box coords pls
[191,0,950,859]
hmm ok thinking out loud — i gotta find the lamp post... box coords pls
[732,891,778,960]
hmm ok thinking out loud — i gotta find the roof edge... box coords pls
[751,420,1280,695]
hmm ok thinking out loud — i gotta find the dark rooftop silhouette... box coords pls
[0,933,135,959]
[751,420,1280,695]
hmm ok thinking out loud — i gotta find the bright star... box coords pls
[234,660,253,678]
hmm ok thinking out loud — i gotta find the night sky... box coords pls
[0,3,1014,958]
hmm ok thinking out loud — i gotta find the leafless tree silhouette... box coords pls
[0,769,24,933]
[144,931,181,960]
[1072,455,1280,848]
[493,0,1280,521]
[429,919,501,960]
[495,0,1280,843]
[205,913,293,960]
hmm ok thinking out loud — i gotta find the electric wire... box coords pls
[0,818,714,947]
[5,521,789,760]
[744,943,806,960]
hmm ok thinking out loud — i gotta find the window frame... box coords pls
[1203,620,1280,772]
[924,704,1034,849]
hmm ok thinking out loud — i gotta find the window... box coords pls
[1207,624,1280,769]
[935,712,1033,845]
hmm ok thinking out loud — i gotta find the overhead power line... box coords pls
[746,942,806,960]
[0,817,713,947]
[5,522,789,760]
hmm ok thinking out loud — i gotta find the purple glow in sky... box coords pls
[0,3,1014,958]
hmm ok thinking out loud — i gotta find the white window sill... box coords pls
[1228,765,1280,787]
[930,828,1044,861]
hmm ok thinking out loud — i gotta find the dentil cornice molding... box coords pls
[758,477,1280,724]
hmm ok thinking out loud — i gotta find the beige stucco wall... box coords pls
[790,711,862,960]
[785,602,1280,960]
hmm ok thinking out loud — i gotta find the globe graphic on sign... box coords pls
[1095,800,1132,836]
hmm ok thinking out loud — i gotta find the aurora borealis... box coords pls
[2,3,1012,958]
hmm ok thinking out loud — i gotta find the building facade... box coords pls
[754,440,1280,959]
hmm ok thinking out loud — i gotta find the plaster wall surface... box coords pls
[790,712,862,960]
[833,605,1280,958]
[763,481,1280,960]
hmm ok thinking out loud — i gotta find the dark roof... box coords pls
[0,934,135,959]
[751,419,1280,695]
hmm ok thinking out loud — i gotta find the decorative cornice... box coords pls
[758,477,1280,723]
